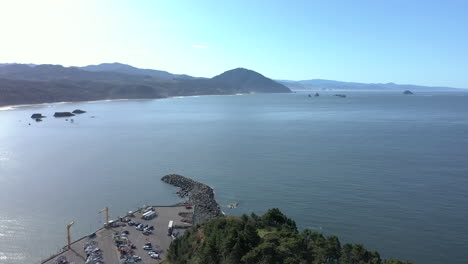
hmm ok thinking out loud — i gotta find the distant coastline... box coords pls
[0,64,291,107]
[3,89,468,112]
[0,93,249,111]
[0,98,148,111]
[279,79,467,91]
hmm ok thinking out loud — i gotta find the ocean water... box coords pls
[0,91,467,264]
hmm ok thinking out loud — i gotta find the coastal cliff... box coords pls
[161,174,223,225]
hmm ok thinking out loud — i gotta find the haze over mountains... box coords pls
[278,79,463,91]
[80,62,195,80]
[0,62,463,107]
[0,63,290,106]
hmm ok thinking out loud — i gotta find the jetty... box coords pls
[161,174,223,225]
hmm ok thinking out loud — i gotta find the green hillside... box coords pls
[166,209,412,264]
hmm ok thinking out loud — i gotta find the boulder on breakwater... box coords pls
[161,174,222,225]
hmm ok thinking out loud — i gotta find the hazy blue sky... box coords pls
[1,0,467,87]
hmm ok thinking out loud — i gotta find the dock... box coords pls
[42,205,194,264]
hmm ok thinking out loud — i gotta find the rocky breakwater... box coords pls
[161,174,223,225]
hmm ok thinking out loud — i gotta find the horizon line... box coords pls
[1,61,466,90]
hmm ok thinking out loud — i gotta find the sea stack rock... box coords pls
[31,113,45,119]
[72,109,86,114]
[403,90,414,95]
[54,112,75,117]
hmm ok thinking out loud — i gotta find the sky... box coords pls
[0,0,467,88]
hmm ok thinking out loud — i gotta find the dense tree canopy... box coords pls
[167,209,412,264]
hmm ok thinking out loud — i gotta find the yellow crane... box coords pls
[99,207,110,227]
[67,221,75,249]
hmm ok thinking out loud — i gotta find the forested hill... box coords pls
[213,68,291,93]
[0,64,290,107]
[167,208,412,264]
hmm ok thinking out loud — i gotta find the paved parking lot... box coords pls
[43,205,193,264]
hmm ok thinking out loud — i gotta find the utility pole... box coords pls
[99,207,110,227]
[67,221,75,249]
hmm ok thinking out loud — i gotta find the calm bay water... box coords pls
[1,91,468,263]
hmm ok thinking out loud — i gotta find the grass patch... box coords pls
[257,228,276,238]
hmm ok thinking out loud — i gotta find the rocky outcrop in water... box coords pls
[72,109,86,114]
[31,113,45,118]
[403,90,414,95]
[54,112,75,117]
[161,174,222,225]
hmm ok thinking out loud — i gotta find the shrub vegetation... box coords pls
[167,208,412,264]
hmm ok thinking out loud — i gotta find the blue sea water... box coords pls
[0,91,467,263]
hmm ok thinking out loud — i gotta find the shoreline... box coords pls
[0,93,249,111]
[0,98,153,111]
[3,90,468,111]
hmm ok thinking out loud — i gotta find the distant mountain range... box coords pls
[79,62,196,80]
[0,63,290,106]
[1,62,464,107]
[278,79,463,91]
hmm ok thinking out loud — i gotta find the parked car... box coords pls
[143,245,152,250]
